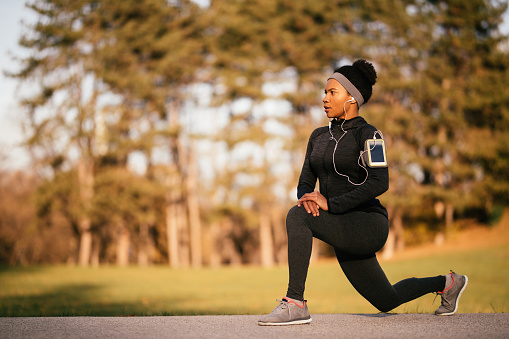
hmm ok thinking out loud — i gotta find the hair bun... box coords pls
[353,59,377,86]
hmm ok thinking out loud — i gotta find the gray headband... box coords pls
[328,73,365,107]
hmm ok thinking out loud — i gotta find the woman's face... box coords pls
[323,79,355,119]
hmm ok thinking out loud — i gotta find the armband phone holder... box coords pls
[361,139,388,168]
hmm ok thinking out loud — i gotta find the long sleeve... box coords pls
[296,129,320,199]
[298,117,388,217]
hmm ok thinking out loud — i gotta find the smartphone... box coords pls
[362,139,388,168]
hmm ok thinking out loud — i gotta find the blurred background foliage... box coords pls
[1,0,508,267]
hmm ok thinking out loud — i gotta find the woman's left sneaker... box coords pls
[435,271,468,316]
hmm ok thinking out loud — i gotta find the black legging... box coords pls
[285,205,445,312]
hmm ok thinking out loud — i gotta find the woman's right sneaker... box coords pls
[258,297,312,326]
[435,271,468,316]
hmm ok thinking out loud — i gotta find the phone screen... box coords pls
[366,140,387,167]
[369,141,385,163]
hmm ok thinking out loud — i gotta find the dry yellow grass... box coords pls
[383,209,509,262]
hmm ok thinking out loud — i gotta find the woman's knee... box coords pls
[373,301,398,313]
[286,205,308,231]
[287,205,304,220]
[363,290,400,313]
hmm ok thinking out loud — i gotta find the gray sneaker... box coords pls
[258,298,312,326]
[435,271,468,316]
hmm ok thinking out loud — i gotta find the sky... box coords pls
[0,1,508,171]
[0,1,35,170]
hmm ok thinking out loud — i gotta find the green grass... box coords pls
[0,245,507,316]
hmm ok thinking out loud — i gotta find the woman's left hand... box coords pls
[298,191,328,217]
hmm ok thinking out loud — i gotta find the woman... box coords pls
[258,59,468,326]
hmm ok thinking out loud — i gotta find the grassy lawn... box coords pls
[0,244,507,317]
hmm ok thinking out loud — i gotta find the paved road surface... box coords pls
[1,314,508,338]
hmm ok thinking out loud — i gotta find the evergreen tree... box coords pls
[354,0,509,250]
[86,0,207,267]
[11,0,206,266]
[11,0,108,265]
[406,0,509,225]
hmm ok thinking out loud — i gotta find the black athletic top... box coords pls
[297,116,389,218]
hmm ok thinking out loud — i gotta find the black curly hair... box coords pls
[352,59,377,86]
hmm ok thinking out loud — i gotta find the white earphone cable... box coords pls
[328,98,368,186]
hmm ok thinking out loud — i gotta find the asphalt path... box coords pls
[1,314,508,338]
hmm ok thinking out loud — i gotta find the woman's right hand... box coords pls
[297,191,327,217]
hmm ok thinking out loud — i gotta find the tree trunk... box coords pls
[208,221,222,267]
[382,205,394,260]
[259,208,274,267]
[178,202,190,268]
[166,174,180,268]
[445,203,454,229]
[138,223,149,267]
[77,158,94,266]
[271,206,287,264]
[434,201,446,246]
[186,146,202,268]
[393,208,405,252]
[78,228,92,266]
[166,100,190,268]
[116,222,130,266]
[90,234,100,267]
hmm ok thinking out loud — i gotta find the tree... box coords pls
[11,0,208,267]
[89,0,207,267]
[10,0,113,265]
[421,0,509,222]
[388,0,509,231]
